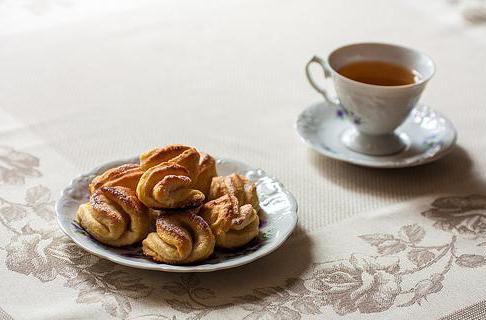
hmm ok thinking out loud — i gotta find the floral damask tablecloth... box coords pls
[1,113,486,319]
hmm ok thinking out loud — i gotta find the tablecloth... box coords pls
[0,0,485,319]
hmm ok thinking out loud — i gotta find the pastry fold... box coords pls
[136,163,205,209]
[139,145,217,197]
[209,174,260,213]
[76,186,151,247]
[142,211,215,264]
[193,153,217,197]
[89,163,143,194]
[139,145,198,176]
[201,175,260,249]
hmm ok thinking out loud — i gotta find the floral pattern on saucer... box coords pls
[296,102,457,168]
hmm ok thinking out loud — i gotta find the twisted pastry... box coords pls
[76,186,151,247]
[193,153,217,197]
[139,144,199,176]
[209,174,260,213]
[139,144,190,170]
[136,163,205,209]
[142,211,215,264]
[200,192,260,249]
[139,145,217,196]
[89,163,143,194]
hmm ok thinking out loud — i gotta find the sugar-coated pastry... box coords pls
[139,145,218,196]
[139,144,199,176]
[136,163,205,209]
[139,144,191,170]
[171,148,201,179]
[76,186,151,247]
[89,163,143,194]
[200,193,259,249]
[209,174,260,213]
[192,153,217,197]
[76,144,261,265]
[142,211,215,264]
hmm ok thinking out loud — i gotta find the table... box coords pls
[0,0,485,319]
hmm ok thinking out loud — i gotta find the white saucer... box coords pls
[296,102,457,168]
[55,157,298,272]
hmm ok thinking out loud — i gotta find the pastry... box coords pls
[76,186,151,247]
[75,144,261,265]
[139,144,190,170]
[139,144,199,176]
[142,211,215,264]
[192,153,217,197]
[88,163,143,194]
[209,174,260,213]
[136,162,205,209]
[200,193,259,249]
[140,145,217,196]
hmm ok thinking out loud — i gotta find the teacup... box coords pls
[305,42,435,156]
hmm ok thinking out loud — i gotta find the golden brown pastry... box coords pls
[200,193,259,249]
[89,163,143,194]
[142,211,215,264]
[76,186,151,247]
[192,153,217,197]
[139,144,199,176]
[136,163,205,209]
[139,145,218,195]
[209,174,260,213]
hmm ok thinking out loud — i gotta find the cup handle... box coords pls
[305,56,339,106]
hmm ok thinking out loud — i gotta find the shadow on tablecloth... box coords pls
[310,145,486,199]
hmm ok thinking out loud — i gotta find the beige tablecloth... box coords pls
[0,0,485,319]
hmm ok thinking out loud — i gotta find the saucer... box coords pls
[296,102,457,168]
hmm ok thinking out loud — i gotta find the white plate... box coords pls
[55,157,298,272]
[296,102,457,168]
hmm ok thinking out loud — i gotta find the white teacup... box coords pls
[306,43,435,156]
